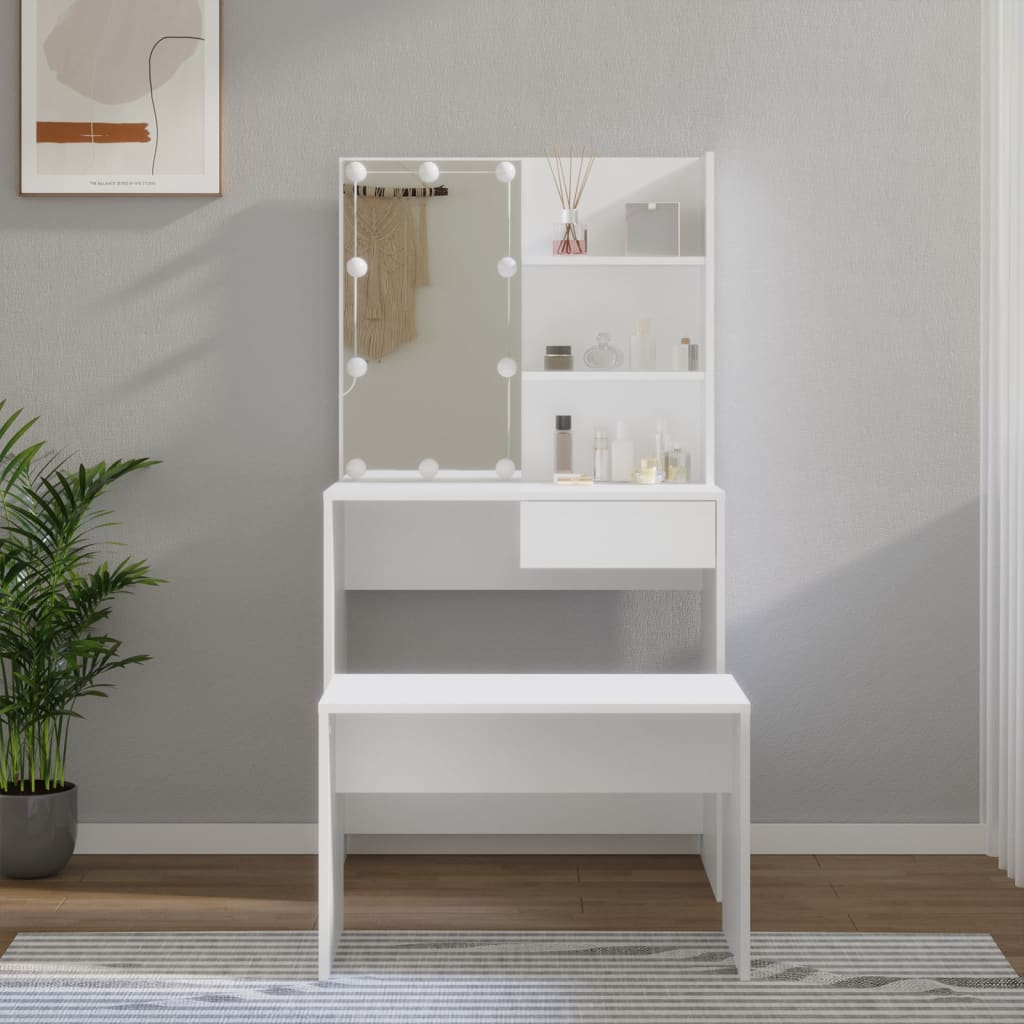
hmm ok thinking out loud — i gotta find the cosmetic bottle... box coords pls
[672,337,691,371]
[665,441,692,483]
[554,415,573,474]
[629,318,656,371]
[593,429,610,482]
[611,420,634,482]
[654,418,668,482]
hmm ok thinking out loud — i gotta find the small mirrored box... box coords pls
[625,202,680,257]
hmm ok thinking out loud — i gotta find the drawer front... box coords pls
[520,501,717,570]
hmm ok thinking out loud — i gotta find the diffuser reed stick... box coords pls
[546,146,596,254]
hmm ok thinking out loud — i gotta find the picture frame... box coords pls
[20,0,222,197]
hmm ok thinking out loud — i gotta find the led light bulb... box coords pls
[346,256,368,278]
[418,458,440,479]
[495,458,516,479]
[496,357,518,379]
[418,161,440,184]
[497,256,518,279]
[345,161,367,184]
[346,356,368,378]
[345,458,367,479]
[495,161,516,183]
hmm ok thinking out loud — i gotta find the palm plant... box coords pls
[0,400,162,794]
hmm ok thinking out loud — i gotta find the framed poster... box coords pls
[20,0,221,196]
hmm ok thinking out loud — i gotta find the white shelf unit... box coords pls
[518,156,715,485]
[329,154,724,847]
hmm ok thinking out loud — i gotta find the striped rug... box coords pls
[0,930,1021,1022]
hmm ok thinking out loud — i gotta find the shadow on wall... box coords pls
[729,500,980,824]
[60,201,339,823]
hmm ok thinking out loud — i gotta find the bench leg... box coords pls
[700,793,724,902]
[721,714,750,980]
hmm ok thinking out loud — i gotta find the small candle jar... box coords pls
[633,457,660,485]
[544,345,574,371]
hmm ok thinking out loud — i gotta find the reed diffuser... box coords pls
[546,147,596,255]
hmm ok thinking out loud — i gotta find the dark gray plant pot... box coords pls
[0,783,77,879]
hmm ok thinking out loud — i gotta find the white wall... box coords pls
[0,0,979,826]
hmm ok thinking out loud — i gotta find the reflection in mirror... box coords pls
[342,159,521,472]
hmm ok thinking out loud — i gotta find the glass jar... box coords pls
[552,209,588,255]
[544,345,573,371]
[665,443,692,483]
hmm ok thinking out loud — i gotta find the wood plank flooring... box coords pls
[1,854,1021,973]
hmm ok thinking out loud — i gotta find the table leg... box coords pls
[318,712,344,980]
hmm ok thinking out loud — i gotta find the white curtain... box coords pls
[981,0,1024,885]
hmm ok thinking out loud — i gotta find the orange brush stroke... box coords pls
[37,122,151,144]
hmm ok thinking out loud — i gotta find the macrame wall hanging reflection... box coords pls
[342,184,447,361]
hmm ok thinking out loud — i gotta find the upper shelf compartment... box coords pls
[520,157,706,264]
[523,256,705,268]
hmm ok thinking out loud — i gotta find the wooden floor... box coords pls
[1,854,1021,973]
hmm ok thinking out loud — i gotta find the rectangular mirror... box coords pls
[340,159,521,475]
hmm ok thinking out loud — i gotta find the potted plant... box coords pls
[0,400,161,878]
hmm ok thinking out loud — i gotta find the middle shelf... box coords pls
[522,371,705,383]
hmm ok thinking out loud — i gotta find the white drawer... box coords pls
[519,501,717,570]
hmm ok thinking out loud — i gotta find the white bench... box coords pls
[318,672,750,980]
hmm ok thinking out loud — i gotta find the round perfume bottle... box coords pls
[583,332,624,370]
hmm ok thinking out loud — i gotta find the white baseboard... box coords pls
[75,823,987,856]
[751,823,987,855]
[75,824,317,855]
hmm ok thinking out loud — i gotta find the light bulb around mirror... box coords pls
[497,256,518,279]
[418,458,440,479]
[345,458,367,479]
[497,357,518,379]
[495,161,516,183]
[418,161,440,184]
[346,356,368,378]
[345,161,367,184]
[346,256,368,278]
[495,458,516,479]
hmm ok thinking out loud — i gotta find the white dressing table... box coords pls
[321,154,750,981]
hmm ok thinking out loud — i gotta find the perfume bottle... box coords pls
[665,441,692,482]
[583,332,624,370]
[630,318,656,371]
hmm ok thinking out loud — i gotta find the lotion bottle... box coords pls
[611,420,634,482]
[629,317,656,371]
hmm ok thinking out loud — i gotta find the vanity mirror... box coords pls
[338,154,711,484]
[340,159,522,476]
